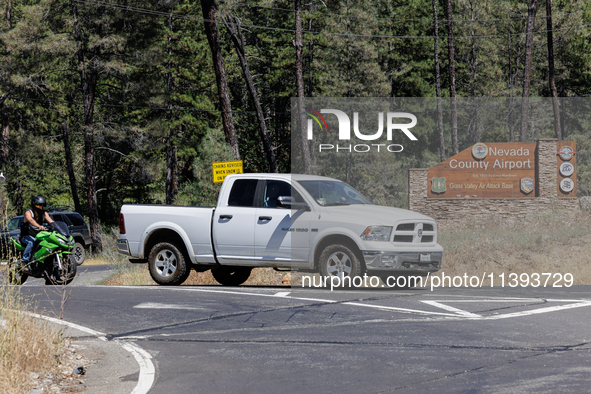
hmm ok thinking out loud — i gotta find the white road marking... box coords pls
[274,291,291,297]
[26,312,108,341]
[421,301,482,318]
[175,287,455,316]
[421,298,591,320]
[176,286,338,303]
[343,301,457,317]
[114,285,591,321]
[434,298,591,303]
[23,311,156,394]
[134,302,209,311]
[483,301,591,320]
[122,342,156,394]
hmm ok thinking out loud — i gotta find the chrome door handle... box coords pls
[219,215,233,220]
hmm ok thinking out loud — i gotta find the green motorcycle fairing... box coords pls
[11,224,74,264]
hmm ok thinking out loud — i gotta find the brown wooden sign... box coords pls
[428,142,536,198]
[556,141,576,197]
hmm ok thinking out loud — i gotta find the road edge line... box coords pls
[121,342,156,394]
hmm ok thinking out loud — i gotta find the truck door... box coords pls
[254,180,311,266]
[213,178,258,265]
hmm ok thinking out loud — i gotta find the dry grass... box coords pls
[80,257,112,266]
[100,265,289,286]
[0,286,71,394]
[100,263,155,286]
[438,210,591,285]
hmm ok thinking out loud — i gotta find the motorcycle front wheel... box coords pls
[47,255,77,285]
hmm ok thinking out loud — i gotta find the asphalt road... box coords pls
[17,263,116,286]
[17,281,591,394]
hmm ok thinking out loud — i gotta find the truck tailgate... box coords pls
[120,205,215,263]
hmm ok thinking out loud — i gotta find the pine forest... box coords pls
[1,0,591,249]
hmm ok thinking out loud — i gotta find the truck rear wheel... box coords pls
[211,267,251,286]
[148,242,190,285]
[318,244,362,280]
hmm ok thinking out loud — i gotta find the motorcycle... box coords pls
[8,221,77,285]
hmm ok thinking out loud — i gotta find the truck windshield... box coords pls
[297,180,373,206]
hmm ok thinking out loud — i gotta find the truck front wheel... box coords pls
[211,267,251,286]
[318,244,362,280]
[148,242,190,285]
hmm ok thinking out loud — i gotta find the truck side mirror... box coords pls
[277,196,310,211]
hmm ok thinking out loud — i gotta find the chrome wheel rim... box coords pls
[326,251,352,278]
[155,249,177,277]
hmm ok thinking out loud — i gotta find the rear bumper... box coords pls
[116,239,131,256]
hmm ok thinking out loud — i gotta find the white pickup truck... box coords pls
[117,174,443,286]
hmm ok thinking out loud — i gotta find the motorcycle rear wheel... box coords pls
[7,257,28,285]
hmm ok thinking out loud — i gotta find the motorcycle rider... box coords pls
[20,196,54,268]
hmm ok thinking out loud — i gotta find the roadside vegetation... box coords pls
[2,0,591,256]
[0,284,77,393]
[439,210,591,286]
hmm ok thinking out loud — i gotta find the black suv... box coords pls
[1,207,92,265]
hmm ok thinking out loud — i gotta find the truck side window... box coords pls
[262,180,303,208]
[228,179,258,207]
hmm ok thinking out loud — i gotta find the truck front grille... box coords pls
[393,222,436,244]
[396,223,415,231]
[394,235,414,243]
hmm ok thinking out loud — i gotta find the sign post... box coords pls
[212,160,244,183]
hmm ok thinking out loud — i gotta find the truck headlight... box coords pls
[361,226,392,242]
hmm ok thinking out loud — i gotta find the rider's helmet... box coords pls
[31,196,47,216]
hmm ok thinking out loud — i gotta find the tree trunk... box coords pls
[165,10,178,205]
[1,108,8,170]
[223,15,278,173]
[14,179,22,214]
[546,0,562,140]
[6,0,11,29]
[61,121,82,213]
[432,0,446,162]
[295,0,312,174]
[201,0,240,160]
[507,27,516,142]
[520,0,538,142]
[71,0,102,252]
[444,0,458,155]
[307,3,316,165]
[83,96,101,253]
[508,97,516,143]
[307,3,315,97]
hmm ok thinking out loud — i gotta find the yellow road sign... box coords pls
[212,160,244,183]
